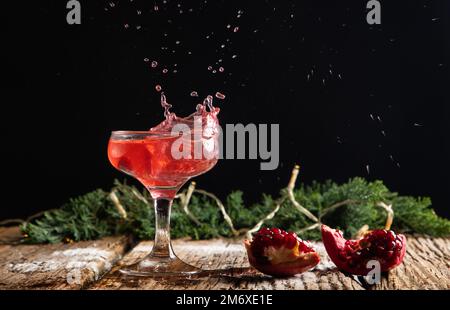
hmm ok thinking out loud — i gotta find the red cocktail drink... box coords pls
[108,132,218,199]
[107,93,220,277]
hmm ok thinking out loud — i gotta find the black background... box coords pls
[3,0,449,220]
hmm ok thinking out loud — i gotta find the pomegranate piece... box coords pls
[244,227,320,277]
[321,225,406,276]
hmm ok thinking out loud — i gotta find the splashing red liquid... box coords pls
[108,92,220,199]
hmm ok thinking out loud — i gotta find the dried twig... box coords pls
[130,188,151,205]
[179,182,201,226]
[109,190,127,219]
[194,189,239,236]
[296,223,320,234]
[319,199,361,221]
[0,219,24,226]
[246,197,284,240]
[247,165,302,239]
[286,165,319,223]
[355,224,370,238]
[377,201,394,230]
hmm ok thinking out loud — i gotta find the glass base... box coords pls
[119,255,201,277]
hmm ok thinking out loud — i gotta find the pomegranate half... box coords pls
[244,227,320,277]
[321,224,406,275]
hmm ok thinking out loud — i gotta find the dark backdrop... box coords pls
[3,0,449,219]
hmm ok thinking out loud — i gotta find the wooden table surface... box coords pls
[0,227,449,290]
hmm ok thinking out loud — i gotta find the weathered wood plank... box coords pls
[0,231,130,290]
[1,226,448,290]
[91,240,364,290]
[92,236,450,290]
[372,236,450,290]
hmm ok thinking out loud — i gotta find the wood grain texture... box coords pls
[0,226,448,290]
[372,236,450,290]
[0,231,129,289]
[91,239,364,290]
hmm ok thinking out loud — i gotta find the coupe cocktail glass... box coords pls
[108,128,219,277]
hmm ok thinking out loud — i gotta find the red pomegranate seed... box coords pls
[284,234,298,249]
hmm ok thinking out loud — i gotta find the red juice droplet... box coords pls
[215,92,226,99]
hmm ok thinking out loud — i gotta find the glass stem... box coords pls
[150,198,175,258]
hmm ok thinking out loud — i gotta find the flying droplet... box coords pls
[155,85,162,92]
[232,55,237,59]
[151,61,158,68]
[219,67,224,72]
[154,5,159,11]
[162,68,168,74]
[190,91,199,97]
[366,165,370,175]
[207,66,212,71]
[233,27,239,33]
[124,24,129,29]
[144,58,149,62]
[215,92,226,99]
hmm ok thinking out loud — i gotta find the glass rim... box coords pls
[110,130,178,138]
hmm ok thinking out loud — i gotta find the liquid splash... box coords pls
[150,91,220,138]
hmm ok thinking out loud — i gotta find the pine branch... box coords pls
[14,168,450,244]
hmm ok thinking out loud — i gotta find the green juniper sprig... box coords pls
[13,166,450,244]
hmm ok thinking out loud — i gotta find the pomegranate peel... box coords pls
[244,227,320,277]
[321,224,406,276]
